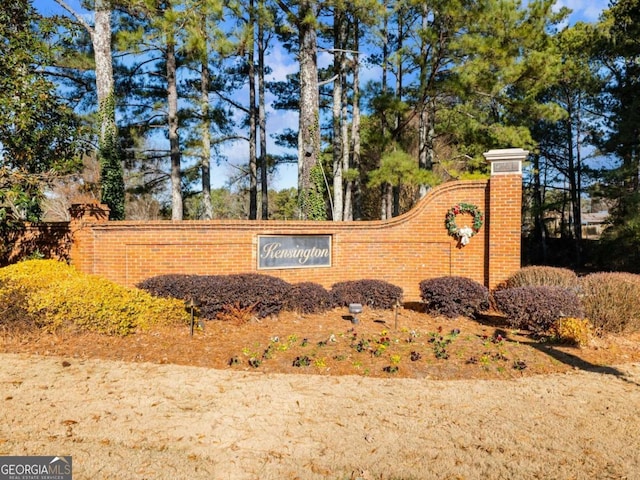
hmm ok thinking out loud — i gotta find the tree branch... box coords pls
[53,0,94,36]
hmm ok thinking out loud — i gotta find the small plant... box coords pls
[262,343,276,359]
[513,360,527,370]
[242,346,262,366]
[216,303,256,325]
[314,357,327,368]
[479,354,491,368]
[373,344,387,357]
[228,356,241,366]
[292,355,312,367]
[491,352,508,362]
[383,365,399,374]
[552,317,594,347]
[352,338,370,353]
[410,351,422,362]
[248,357,262,368]
[429,333,454,359]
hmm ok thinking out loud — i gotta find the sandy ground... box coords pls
[1,353,639,479]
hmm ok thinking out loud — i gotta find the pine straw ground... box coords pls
[2,305,639,380]
[2,306,640,479]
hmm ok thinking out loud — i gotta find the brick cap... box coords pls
[484,148,528,176]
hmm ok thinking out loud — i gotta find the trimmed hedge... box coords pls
[330,279,403,310]
[138,273,293,319]
[493,286,584,334]
[419,276,489,318]
[287,282,333,314]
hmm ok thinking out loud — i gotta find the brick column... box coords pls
[484,148,527,290]
[69,203,110,274]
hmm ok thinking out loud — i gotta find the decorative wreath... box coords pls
[445,203,484,245]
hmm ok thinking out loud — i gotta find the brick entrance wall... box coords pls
[66,149,526,301]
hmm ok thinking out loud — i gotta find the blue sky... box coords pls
[558,0,607,24]
[34,0,610,191]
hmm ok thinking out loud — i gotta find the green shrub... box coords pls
[330,279,403,310]
[0,260,189,335]
[504,266,578,289]
[419,276,489,319]
[579,272,640,333]
[286,282,333,314]
[493,286,584,334]
[138,273,293,320]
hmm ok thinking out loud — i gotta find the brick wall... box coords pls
[3,223,72,266]
[5,151,524,301]
[66,146,524,301]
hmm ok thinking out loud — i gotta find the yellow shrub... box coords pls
[0,260,189,335]
[552,317,594,347]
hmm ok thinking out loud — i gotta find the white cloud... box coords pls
[266,45,298,82]
[555,0,606,22]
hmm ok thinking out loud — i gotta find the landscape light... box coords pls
[348,303,363,324]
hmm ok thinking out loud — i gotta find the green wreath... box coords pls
[445,203,484,241]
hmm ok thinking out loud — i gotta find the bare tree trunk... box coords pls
[417,6,434,199]
[568,98,582,266]
[93,3,113,122]
[200,47,213,220]
[394,11,403,132]
[258,7,268,220]
[248,0,258,220]
[332,8,345,221]
[380,185,387,220]
[340,59,349,219]
[418,98,435,198]
[346,19,361,221]
[167,33,183,220]
[379,2,390,220]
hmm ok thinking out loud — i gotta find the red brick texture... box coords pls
[65,172,521,301]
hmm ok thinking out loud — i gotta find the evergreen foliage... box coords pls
[419,276,489,319]
[330,279,403,310]
[99,94,125,220]
[287,282,333,314]
[493,286,584,334]
[0,0,87,223]
[0,260,189,335]
[138,273,293,320]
